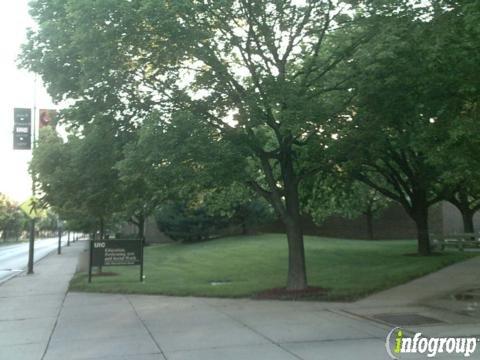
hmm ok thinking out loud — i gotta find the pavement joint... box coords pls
[40,278,69,360]
[328,308,391,330]
[279,336,382,345]
[199,298,306,360]
[126,294,169,360]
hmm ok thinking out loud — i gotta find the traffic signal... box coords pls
[13,108,32,150]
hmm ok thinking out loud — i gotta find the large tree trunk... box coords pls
[282,145,307,290]
[411,201,431,256]
[284,216,307,290]
[252,135,307,290]
[364,207,374,240]
[449,190,477,233]
[241,220,247,235]
[461,210,475,233]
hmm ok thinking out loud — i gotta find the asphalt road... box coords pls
[0,236,70,283]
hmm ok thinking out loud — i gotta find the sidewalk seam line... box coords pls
[38,243,82,360]
[327,308,391,330]
[126,295,169,360]
[201,299,305,360]
[40,285,68,360]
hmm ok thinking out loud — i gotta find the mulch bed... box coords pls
[253,286,328,301]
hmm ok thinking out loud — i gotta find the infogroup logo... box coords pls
[385,327,479,359]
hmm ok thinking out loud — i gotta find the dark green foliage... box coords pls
[36,209,58,232]
[332,2,480,253]
[155,202,228,242]
[155,198,274,242]
[31,124,121,236]
[20,0,480,282]
[21,0,378,289]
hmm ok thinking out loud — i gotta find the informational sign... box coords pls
[14,108,31,124]
[19,197,45,219]
[89,239,144,283]
[91,240,142,266]
[13,108,31,150]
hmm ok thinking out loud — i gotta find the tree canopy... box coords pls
[23,0,381,289]
[21,0,480,289]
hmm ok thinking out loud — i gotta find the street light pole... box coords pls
[27,76,38,275]
[27,218,34,274]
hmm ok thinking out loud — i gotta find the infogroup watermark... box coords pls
[386,327,479,359]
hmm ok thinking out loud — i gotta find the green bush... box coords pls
[154,202,227,242]
[154,199,274,242]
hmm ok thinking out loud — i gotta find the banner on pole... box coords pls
[39,109,57,130]
[13,108,31,150]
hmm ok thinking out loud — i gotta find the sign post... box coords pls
[13,108,34,273]
[19,197,43,275]
[140,240,144,282]
[88,239,93,283]
[88,239,144,283]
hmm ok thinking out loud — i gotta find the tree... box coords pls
[336,1,480,253]
[436,112,480,233]
[427,0,480,233]
[32,124,121,238]
[0,194,28,241]
[335,12,440,255]
[21,0,377,290]
[201,184,275,235]
[115,126,170,242]
[303,174,390,240]
[36,208,59,236]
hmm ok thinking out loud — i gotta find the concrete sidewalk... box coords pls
[354,254,480,307]
[1,243,480,360]
[42,293,392,360]
[0,241,86,360]
[39,292,480,360]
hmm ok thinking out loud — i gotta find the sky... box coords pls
[0,1,57,203]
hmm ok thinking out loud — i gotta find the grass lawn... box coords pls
[70,234,477,301]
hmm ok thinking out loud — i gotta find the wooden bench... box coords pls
[431,233,480,251]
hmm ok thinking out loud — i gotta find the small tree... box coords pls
[304,174,390,240]
[0,194,28,241]
[32,124,121,237]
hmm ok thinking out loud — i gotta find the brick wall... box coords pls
[259,203,445,240]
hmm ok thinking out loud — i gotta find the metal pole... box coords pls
[140,246,144,282]
[88,239,93,283]
[27,219,35,274]
[67,231,70,246]
[27,75,38,275]
[57,227,62,255]
[140,237,144,282]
